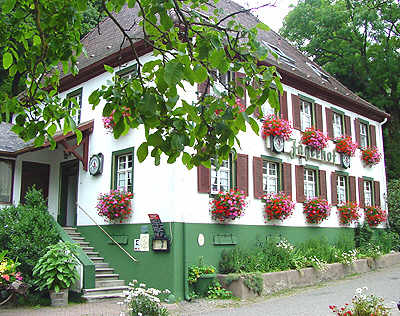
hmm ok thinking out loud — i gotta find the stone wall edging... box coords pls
[217,252,400,299]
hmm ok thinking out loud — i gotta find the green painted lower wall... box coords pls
[77,223,354,300]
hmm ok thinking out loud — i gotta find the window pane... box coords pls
[211,158,231,194]
[0,161,12,202]
[115,153,133,192]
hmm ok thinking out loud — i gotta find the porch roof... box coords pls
[0,120,94,158]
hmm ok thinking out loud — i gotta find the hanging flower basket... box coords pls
[261,114,293,141]
[301,128,329,150]
[303,197,331,224]
[335,136,357,157]
[96,190,133,223]
[262,192,295,222]
[337,202,360,225]
[210,189,247,223]
[361,146,381,166]
[364,206,386,227]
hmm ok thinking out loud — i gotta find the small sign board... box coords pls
[148,214,168,239]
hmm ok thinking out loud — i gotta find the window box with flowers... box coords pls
[210,189,247,223]
[262,192,295,222]
[364,205,386,227]
[337,202,360,225]
[261,114,293,153]
[335,136,358,168]
[301,127,329,151]
[361,146,381,167]
[303,197,331,224]
[96,190,134,223]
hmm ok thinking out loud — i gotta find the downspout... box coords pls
[183,221,191,301]
[379,117,389,227]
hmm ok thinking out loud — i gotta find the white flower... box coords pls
[163,289,171,294]
[139,283,146,288]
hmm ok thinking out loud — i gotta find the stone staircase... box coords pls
[63,227,129,301]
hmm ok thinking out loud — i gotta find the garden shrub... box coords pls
[0,187,59,287]
[387,179,400,235]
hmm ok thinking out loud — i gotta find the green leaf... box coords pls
[147,133,163,147]
[256,22,270,31]
[48,124,57,136]
[33,35,41,46]
[75,129,82,145]
[104,64,114,74]
[248,117,260,135]
[164,60,184,86]
[193,65,208,83]
[34,135,45,147]
[137,142,148,162]
[3,52,13,70]
[2,0,16,13]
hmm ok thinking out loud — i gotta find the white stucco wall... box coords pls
[8,52,387,228]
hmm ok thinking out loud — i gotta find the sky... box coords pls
[233,0,299,32]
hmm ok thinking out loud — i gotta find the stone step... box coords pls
[96,267,115,275]
[81,246,95,252]
[77,241,90,246]
[95,273,120,280]
[95,279,125,288]
[84,251,100,256]
[66,232,81,237]
[82,292,126,302]
[63,227,76,231]
[94,262,109,268]
[83,286,129,295]
[89,257,105,262]
[71,236,86,241]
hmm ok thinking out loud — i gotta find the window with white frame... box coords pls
[0,159,13,203]
[68,89,82,124]
[364,180,372,207]
[211,158,231,194]
[360,123,368,148]
[112,149,134,193]
[304,169,317,199]
[118,64,138,81]
[300,100,313,131]
[333,112,344,138]
[263,161,279,194]
[337,175,347,204]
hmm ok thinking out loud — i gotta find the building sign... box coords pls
[288,140,340,165]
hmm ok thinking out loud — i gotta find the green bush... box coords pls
[387,179,400,235]
[0,187,59,286]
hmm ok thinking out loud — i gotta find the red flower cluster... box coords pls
[335,136,357,157]
[96,190,133,223]
[303,197,331,224]
[261,114,293,141]
[262,192,295,222]
[301,127,329,150]
[361,146,381,166]
[329,304,352,315]
[210,189,247,223]
[364,206,386,227]
[337,202,360,225]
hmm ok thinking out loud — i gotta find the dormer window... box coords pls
[307,62,330,81]
[117,64,138,81]
[263,41,296,67]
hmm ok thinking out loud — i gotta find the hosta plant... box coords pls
[262,192,295,222]
[335,136,358,157]
[32,242,79,293]
[364,206,387,227]
[303,197,331,224]
[337,202,360,225]
[361,146,381,166]
[210,189,247,223]
[301,128,329,150]
[261,114,293,140]
[96,190,133,223]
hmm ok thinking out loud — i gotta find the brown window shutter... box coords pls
[291,94,301,130]
[374,181,381,207]
[197,165,210,193]
[349,176,356,203]
[331,172,338,206]
[358,177,364,208]
[325,108,334,139]
[370,125,377,147]
[344,115,352,138]
[253,157,263,199]
[236,154,249,196]
[235,72,246,107]
[280,91,288,120]
[282,162,292,197]
[315,103,323,132]
[295,165,305,202]
[354,119,361,146]
[197,80,210,96]
[319,170,327,200]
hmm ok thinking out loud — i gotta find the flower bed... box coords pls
[210,189,247,223]
[364,205,386,226]
[301,128,328,150]
[96,190,133,223]
[261,114,293,140]
[337,202,360,225]
[303,197,330,224]
[335,136,357,157]
[0,251,23,288]
[361,146,381,166]
[262,192,295,222]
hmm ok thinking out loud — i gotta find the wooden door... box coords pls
[20,161,50,204]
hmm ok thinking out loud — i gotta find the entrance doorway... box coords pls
[59,160,79,227]
[20,161,50,204]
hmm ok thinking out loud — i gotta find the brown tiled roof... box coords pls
[0,123,32,154]
[63,0,388,120]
